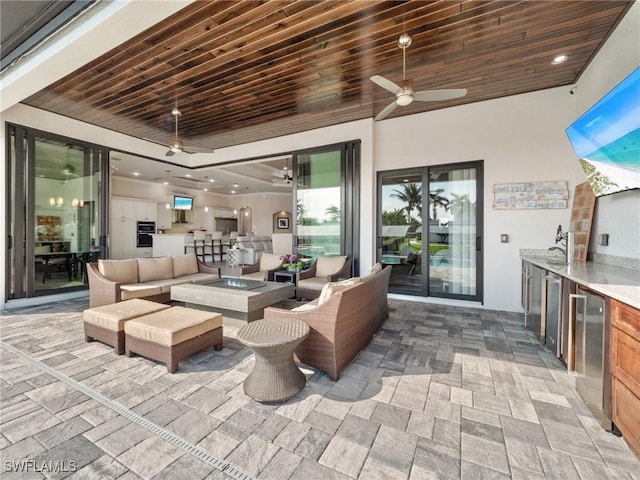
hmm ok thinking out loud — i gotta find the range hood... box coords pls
[173,210,190,224]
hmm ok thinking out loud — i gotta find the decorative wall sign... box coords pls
[493,181,569,209]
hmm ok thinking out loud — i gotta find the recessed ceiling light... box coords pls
[231,190,236,194]
[233,183,239,188]
[185,173,191,178]
[551,54,568,65]
[163,181,169,185]
[133,172,140,176]
[203,188,208,192]
[209,179,215,183]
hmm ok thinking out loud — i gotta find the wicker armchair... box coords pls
[264,265,391,380]
[239,252,285,281]
[295,255,352,300]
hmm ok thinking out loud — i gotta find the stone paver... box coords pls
[1,297,639,479]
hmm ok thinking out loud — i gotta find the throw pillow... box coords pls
[317,277,361,305]
[362,262,382,278]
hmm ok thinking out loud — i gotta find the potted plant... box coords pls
[280,254,303,272]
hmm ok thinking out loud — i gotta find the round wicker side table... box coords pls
[237,318,310,402]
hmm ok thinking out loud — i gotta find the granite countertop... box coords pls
[521,253,640,310]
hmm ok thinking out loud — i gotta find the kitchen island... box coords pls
[151,234,193,258]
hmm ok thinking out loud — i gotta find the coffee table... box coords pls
[170,278,294,327]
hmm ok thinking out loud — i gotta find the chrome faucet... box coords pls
[548,225,573,263]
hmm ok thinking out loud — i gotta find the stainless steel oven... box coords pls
[137,221,155,247]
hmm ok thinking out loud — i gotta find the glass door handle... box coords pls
[568,293,587,371]
[476,236,482,251]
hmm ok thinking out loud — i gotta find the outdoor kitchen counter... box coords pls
[520,254,640,309]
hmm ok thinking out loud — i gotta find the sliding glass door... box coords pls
[6,125,108,300]
[294,142,359,271]
[377,161,483,302]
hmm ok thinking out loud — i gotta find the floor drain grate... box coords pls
[0,340,256,480]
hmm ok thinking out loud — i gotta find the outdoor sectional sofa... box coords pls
[264,264,392,380]
[86,253,220,307]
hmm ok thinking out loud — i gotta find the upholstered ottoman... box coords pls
[83,299,170,354]
[124,306,223,373]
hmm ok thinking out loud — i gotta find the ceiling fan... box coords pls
[272,160,293,187]
[371,33,467,121]
[147,106,215,157]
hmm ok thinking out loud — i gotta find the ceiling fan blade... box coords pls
[183,146,215,154]
[370,75,401,94]
[143,137,172,148]
[414,88,467,102]
[375,100,398,121]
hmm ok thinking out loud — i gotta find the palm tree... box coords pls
[325,205,340,223]
[382,209,408,225]
[429,188,450,221]
[391,183,422,223]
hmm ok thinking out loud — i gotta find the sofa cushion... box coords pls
[120,284,163,300]
[124,307,223,347]
[259,253,283,271]
[83,299,169,331]
[292,298,319,312]
[137,257,173,282]
[315,255,347,278]
[172,254,199,277]
[297,276,330,292]
[318,277,361,305]
[98,259,138,284]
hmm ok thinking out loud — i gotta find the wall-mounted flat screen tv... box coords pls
[565,67,640,197]
[173,195,193,210]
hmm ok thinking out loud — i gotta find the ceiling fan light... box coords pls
[396,93,414,106]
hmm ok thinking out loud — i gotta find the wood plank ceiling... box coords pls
[24,0,633,151]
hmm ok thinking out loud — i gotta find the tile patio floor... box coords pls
[1,298,639,479]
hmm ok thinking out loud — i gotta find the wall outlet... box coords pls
[500,234,509,243]
[599,233,609,246]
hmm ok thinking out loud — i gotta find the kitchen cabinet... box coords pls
[136,247,153,258]
[110,217,136,259]
[111,198,135,220]
[157,204,172,230]
[611,300,640,456]
[110,197,156,259]
[136,201,157,221]
[193,208,214,232]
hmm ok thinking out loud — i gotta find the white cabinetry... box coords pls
[191,208,214,231]
[110,197,158,259]
[157,204,172,230]
[110,217,136,259]
[136,201,157,221]
[112,198,135,220]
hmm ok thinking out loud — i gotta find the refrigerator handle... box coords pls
[568,293,586,372]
